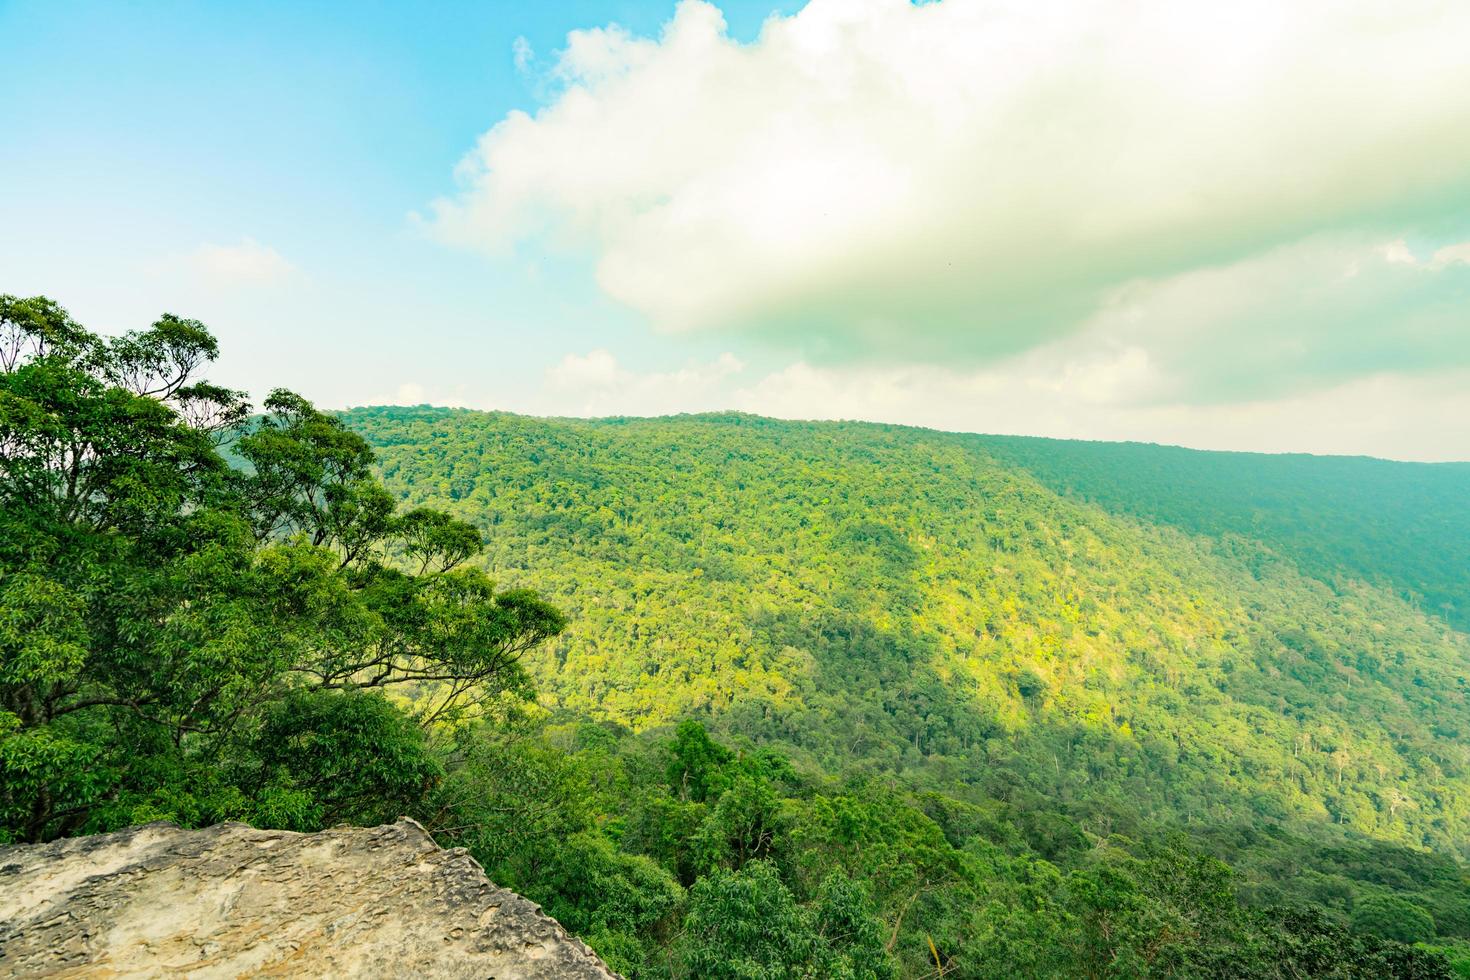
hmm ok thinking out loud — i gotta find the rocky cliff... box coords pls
[0,818,618,978]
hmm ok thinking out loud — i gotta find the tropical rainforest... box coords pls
[4,294,1470,978]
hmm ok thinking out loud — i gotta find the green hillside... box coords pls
[344,406,1470,862]
[7,282,1466,977]
[976,436,1470,631]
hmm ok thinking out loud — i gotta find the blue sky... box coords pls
[3,0,1469,459]
[0,1,798,403]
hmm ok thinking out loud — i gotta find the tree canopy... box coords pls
[3,295,1466,977]
[0,295,563,841]
[344,405,1470,861]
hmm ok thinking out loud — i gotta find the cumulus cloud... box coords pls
[357,381,481,410]
[1431,242,1470,269]
[430,0,1470,381]
[181,238,297,288]
[546,348,745,416]
[512,36,535,73]
[1075,235,1470,402]
[712,231,1470,440]
[727,358,1470,462]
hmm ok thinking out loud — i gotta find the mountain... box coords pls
[12,297,1465,976]
[344,406,1470,865]
[977,436,1470,631]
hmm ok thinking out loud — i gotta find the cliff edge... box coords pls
[0,818,618,978]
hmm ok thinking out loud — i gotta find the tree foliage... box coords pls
[0,295,563,842]
[347,407,1470,855]
[432,717,1455,978]
[4,294,1467,977]
[342,404,1470,974]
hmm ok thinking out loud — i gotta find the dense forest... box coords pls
[975,436,1470,632]
[347,407,1470,849]
[4,294,1469,977]
[346,405,1470,973]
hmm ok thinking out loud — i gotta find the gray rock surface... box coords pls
[0,818,619,978]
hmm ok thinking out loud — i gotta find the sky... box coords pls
[2,0,1468,461]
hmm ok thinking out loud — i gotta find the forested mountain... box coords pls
[6,285,1467,980]
[976,437,1470,631]
[342,405,1470,969]
[346,407,1470,847]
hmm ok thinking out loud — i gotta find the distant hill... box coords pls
[343,406,1470,864]
[975,435,1470,631]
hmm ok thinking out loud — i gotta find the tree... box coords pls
[813,870,897,980]
[533,833,683,977]
[1352,895,1437,945]
[693,774,782,873]
[235,688,442,830]
[680,860,823,979]
[0,295,564,841]
[666,719,733,803]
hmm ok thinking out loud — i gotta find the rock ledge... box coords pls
[0,818,618,978]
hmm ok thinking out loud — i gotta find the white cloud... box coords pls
[1074,234,1470,401]
[512,36,535,73]
[545,348,744,416]
[430,0,1470,371]
[1431,242,1470,269]
[726,358,1470,463]
[427,0,1470,456]
[524,302,1470,458]
[362,381,481,410]
[1380,240,1418,266]
[716,232,1470,436]
[547,349,626,389]
[180,238,297,288]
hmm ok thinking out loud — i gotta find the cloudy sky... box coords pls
[4,0,1468,460]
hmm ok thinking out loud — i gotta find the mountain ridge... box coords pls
[342,404,1470,465]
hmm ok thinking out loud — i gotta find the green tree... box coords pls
[536,833,683,977]
[813,870,897,980]
[680,860,823,979]
[0,295,564,841]
[667,719,733,803]
[1353,894,1438,944]
[693,774,782,873]
[235,688,442,830]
